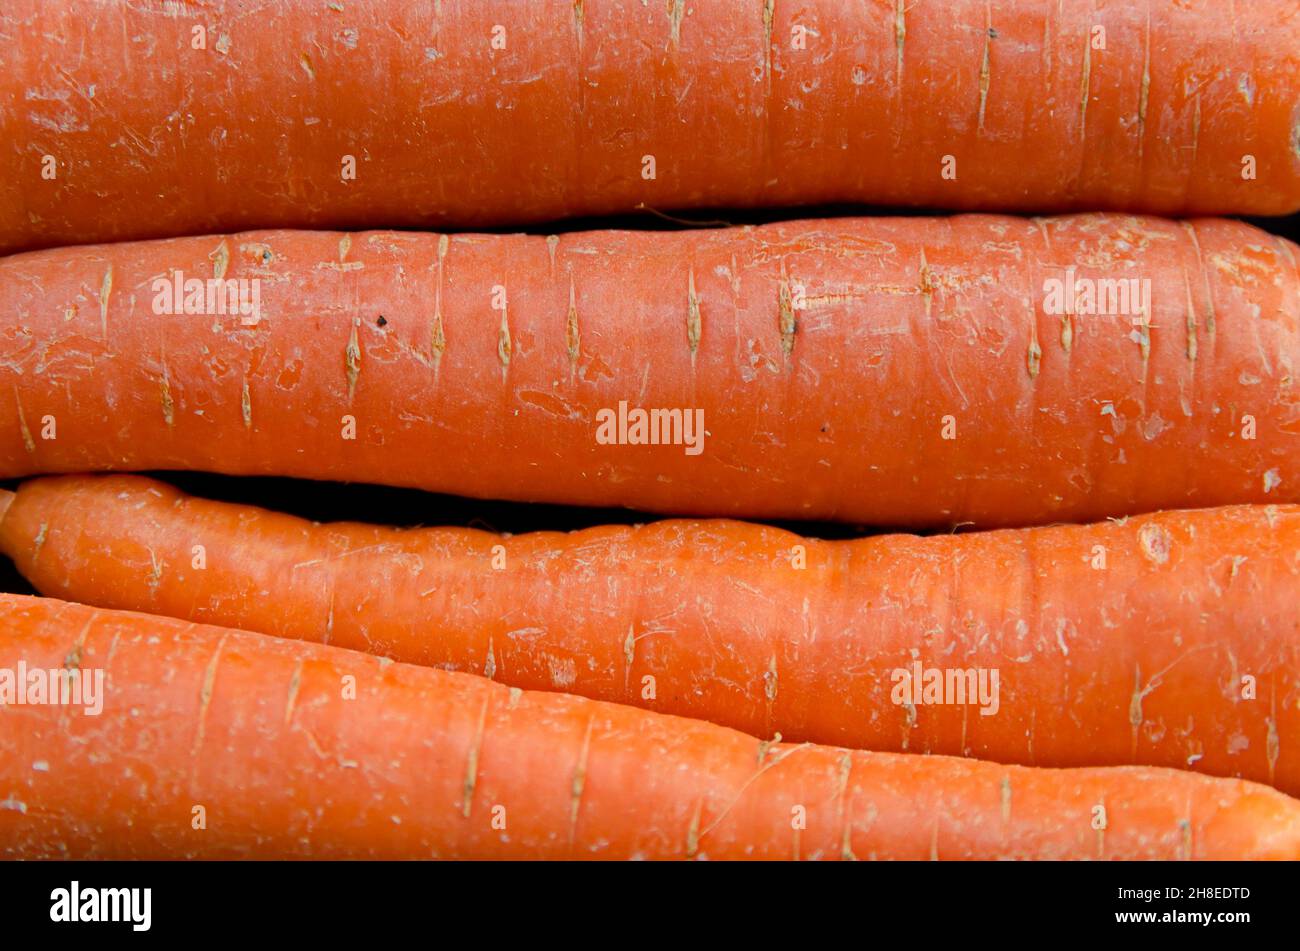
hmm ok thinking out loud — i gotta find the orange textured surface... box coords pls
[0,215,1297,527]
[3,474,1297,793]
[2,593,1298,859]
[1,0,1298,253]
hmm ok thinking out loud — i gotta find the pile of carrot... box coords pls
[3,473,1297,795]
[4,594,1299,860]
[0,0,1297,861]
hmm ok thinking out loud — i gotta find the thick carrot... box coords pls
[4,473,1297,794]
[2,0,1298,254]
[2,215,1297,527]
[1,593,1297,860]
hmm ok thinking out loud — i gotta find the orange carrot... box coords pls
[4,474,1297,794]
[1,593,1297,860]
[2,0,1299,254]
[2,214,1297,528]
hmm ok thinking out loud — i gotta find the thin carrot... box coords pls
[4,474,1296,793]
[2,214,1297,528]
[3,0,1298,254]
[1,593,1297,860]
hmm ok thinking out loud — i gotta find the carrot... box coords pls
[4,473,1297,794]
[3,0,1298,254]
[2,214,1297,528]
[2,592,1297,860]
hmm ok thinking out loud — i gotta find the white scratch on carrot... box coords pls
[1078,34,1091,141]
[283,660,303,726]
[1137,11,1151,162]
[211,240,230,281]
[13,388,35,455]
[568,716,594,848]
[977,6,993,134]
[566,270,580,376]
[431,234,448,374]
[687,268,701,364]
[191,634,229,769]
[345,319,362,401]
[462,694,490,818]
[895,0,906,88]
[668,0,684,47]
[99,265,112,340]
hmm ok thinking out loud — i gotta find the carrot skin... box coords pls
[1,215,1297,528]
[2,0,1299,254]
[4,474,1297,793]
[1,593,1297,860]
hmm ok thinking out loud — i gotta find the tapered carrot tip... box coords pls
[0,488,13,524]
